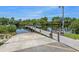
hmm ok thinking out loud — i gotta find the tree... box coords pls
[69,19,79,34]
[31,19,37,25]
[9,17,16,25]
[39,17,48,25]
[0,17,9,25]
[64,17,72,31]
[51,16,61,30]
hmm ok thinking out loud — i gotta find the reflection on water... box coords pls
[16,28,31,34]
[47,27,52,32]
[16,26,69,34]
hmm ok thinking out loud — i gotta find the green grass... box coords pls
[64,33,79,40]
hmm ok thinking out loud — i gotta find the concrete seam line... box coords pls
[60,42,79,52]
[45,45,77,51]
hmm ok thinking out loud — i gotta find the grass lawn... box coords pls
[64,33,79,40]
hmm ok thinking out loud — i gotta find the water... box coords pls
[47,27,52,32]
[15,26,70,34]
[16,28,31,34]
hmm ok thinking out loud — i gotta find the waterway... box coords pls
[16,28,31,34]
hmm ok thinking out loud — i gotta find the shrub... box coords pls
[0,25,7,33]
[69,20,79,34]
[0,25,16,33]
[7,25,16,32]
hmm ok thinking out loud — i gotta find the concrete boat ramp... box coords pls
[0,32,77,52]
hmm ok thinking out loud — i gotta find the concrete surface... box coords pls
[0,32,77,52]
[15,42,77,52]
[0,32,56,52]
[27,26,79,51]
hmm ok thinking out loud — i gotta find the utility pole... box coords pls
[59,6,64,33]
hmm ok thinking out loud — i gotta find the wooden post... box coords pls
[52,31,53,39]
[57,31,60,42]
[4,34,6,39]
[50,30,53,38]
[40,29,41,33]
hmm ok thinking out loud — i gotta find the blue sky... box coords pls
[0,6,79,20]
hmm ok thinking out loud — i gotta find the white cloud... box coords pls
[30,10,43,15]
[25,6,58,17]
[0,6,58,19]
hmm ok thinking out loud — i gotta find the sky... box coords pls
[0,6,79,20]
